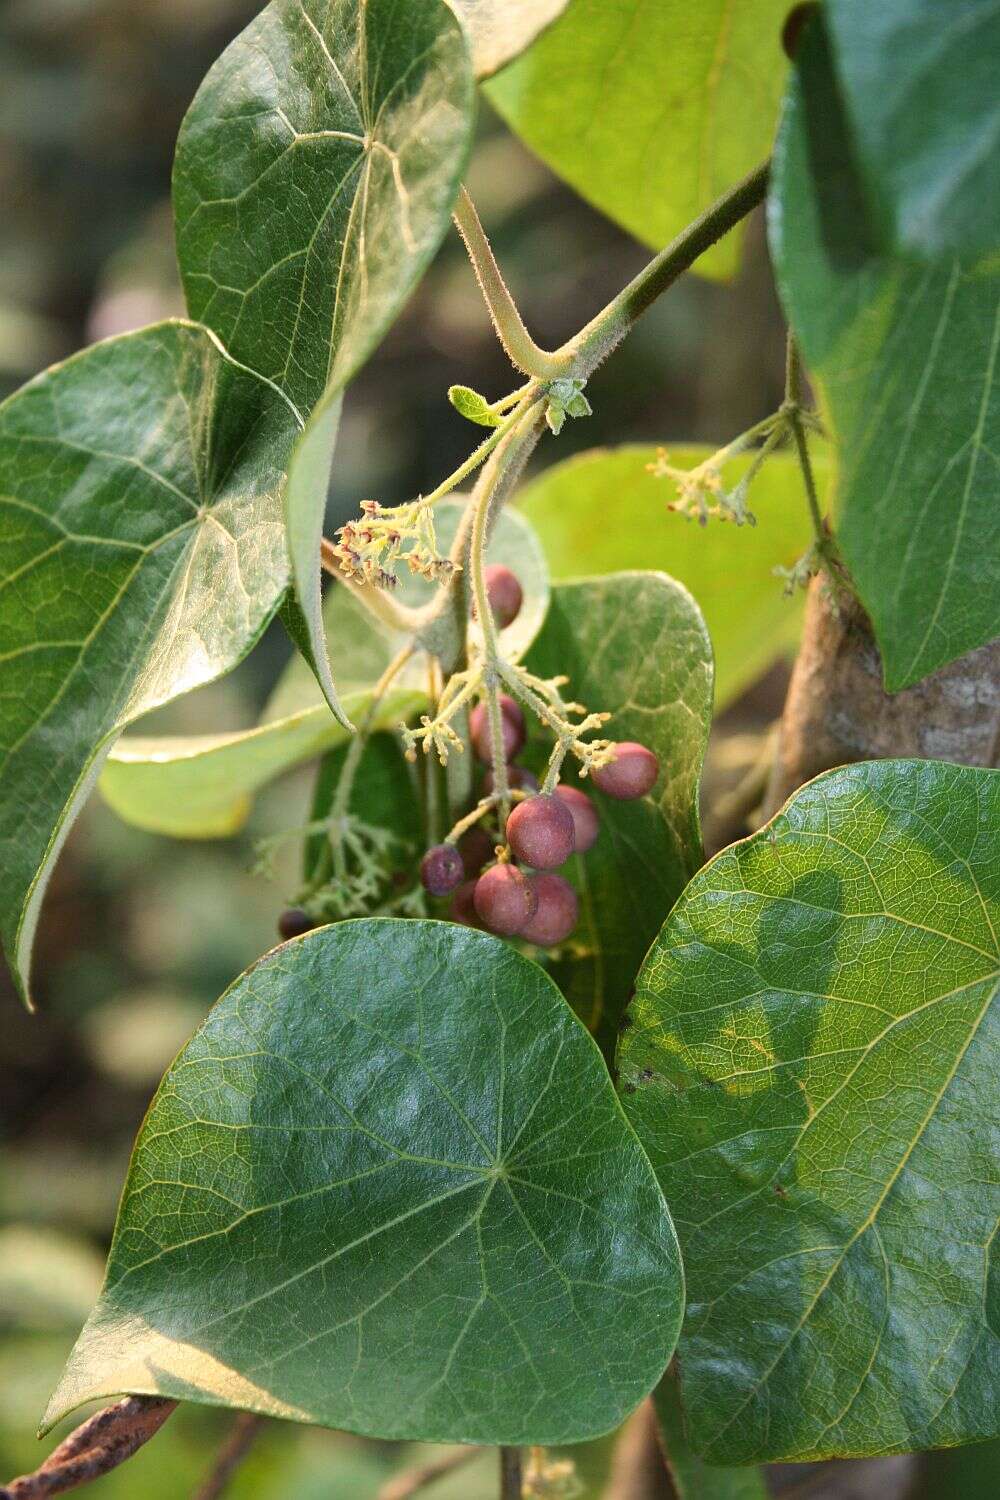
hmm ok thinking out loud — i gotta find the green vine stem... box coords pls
[453,187,565,380]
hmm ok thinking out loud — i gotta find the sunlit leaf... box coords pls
[488,0,788,276]
[448,0,570,79]
[621,759,1000,1461]
[48,920,682,1444]
[519,445,821,708]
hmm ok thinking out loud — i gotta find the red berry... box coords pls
[278,907,313,940]
[483,564,523,628]
[521,873,579,947]
[449,879,483,927]
[458,826,495,878]
[420,843,464,897]
[506,793,575,870]
[555,784,599,853]
[483,763,539,796]
[473,863,538,937]
[469,695,526,765]
[592,742,659,801]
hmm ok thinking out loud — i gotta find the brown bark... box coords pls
[1,1398,176,1499]
[764,575,1000,818]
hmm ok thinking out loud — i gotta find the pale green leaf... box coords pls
[524,574,712,1053]
[621,759,1000,1461]
[519,445,821,708]
[487,0,789,277]
[825,0,1000,260]
[447,0,571,79]
[770,18,1000,690]
[48,919,683,1444]
[0,322,299,1004]
[448,384,501,426]
[173,0,476,720]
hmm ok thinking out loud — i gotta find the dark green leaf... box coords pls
[621,759,1000,1461]
[0,322,298,1003]
[448,0,571,79]
[518,444,824,708]
[770,18,1000,690]
[487,0,789,276]
[825,0,1000,259]
[48,919,682,1443]
[524,574,712,1053]
[653,1366,767,1500]
[173,0,476,719]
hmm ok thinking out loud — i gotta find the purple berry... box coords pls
[449,879,483,928]
[554,784,600,853]
[483,764,540,796]
[278,907,314,940]
[483,564,523,628]
[473,863,538,937]
[592,742,659,801]
[506,793,576,870]
[420,843,464,897]
[469,695,526,765]
[458,826,495,879]
[521,873,579,947]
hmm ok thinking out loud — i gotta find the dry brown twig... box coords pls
[0,1397,177,1500]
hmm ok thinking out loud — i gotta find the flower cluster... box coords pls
[328,498,457,589]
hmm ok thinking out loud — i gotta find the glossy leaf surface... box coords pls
[0,322,298,1002]
[174,0,475,720]
[519,445,819,708]
[48,920,683,1443]
[488,0,788,276]
[524,574,712,1053]
[621,760,1000,1461]
[825,0,1000,259]
[770,19,1000,689]
[449,0,570,79]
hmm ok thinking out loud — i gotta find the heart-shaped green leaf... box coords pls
[519,444,824,709]
[173,0,476,722]
[524,574,712,1053]
[824,0,1000,260]
[770,18,1000,690]
[47,919,683,1444]
[448,0,571,79]
[620,759,1000,1461]
[0,322,299,1004]
[487,0,789,277]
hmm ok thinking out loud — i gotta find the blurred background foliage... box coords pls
[3,2,995,1496]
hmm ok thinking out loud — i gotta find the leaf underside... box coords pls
[524,573,713,1055]
[448,0,571,79]
[621,759,1000,1462]
[48,919,683,1445]
[770,17,1000,690]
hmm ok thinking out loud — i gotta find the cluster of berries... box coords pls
[419,564,659,949]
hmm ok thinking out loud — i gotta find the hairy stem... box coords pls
[324,550,424,635]
[453,188,564,379]
[560,161,770,377]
